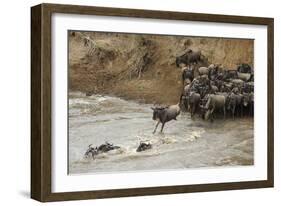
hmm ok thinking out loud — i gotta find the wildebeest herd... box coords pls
[150,49,254,134]
[178,49,254,121]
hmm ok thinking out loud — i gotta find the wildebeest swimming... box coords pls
[84,141,153,160]
[136,142,152,152]
[178,50,254,121]
[84,142,121,159]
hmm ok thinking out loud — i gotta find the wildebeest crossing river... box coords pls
[69,92,253,174]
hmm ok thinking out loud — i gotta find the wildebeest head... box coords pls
[176,49,203,67]
[151,107,166,121]
[242,93,250,107]
[84,144,98,159]
[223,70,238,80]
[182,66,194,77]
[227,93,236,110]
[237,63,252,73]
[175,57,180,67]
[176,54,187,67]
[136,142,152,152]
[198,95,209,119]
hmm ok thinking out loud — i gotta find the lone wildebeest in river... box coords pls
[151,103,181,133]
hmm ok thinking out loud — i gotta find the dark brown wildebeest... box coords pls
[227,92,243,119]
[176,50,204,67]
[242,82,254,93]
[242,92,254,116]
[185,92,201,117]
[223,70,238,80]
[237,63,252,73]
[98,142,121,152]
[151,103,181,133]
[183,84,192,96]
[136,142,152,152]
[182,66,194,85]
[84,142,120,159]
[84,144,98,159]
[208,64,219,80]
[83,37,90,47]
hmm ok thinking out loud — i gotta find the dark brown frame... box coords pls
[31,3,274,202]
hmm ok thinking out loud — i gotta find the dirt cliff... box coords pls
[69,31,253,104]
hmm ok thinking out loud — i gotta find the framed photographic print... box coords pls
[31,3,274,202]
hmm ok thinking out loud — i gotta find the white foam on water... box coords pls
[68,93,254,174]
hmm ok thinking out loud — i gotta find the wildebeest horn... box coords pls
[88,144,92,148]
[151,107,155,110]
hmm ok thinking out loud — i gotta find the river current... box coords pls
[68,92,254,174]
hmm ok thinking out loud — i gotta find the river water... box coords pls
[68,92,254,174]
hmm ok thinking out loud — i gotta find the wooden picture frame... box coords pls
[31,3,274,202]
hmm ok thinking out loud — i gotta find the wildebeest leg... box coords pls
[209,108,215,122]
[232,106,235,120]
[250,104,253,116]
[184,100,189,111]
[210,112,214,122]
[153,121,160,134]
[182,74,185,88]
[191,104,196,118]
[160,122,166,133]
[223,106,226,119]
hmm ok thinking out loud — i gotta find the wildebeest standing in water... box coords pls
[227,92,243,119]
[185,92,201,118]
[203,94,226,121]
[151,103,181,133]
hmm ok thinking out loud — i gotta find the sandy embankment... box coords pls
[68,32,253,104]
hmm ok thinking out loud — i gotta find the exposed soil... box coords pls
[68,31,253,104]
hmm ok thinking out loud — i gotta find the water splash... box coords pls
[68,92,254,174]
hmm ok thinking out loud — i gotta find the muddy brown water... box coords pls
[68,92,254,174]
